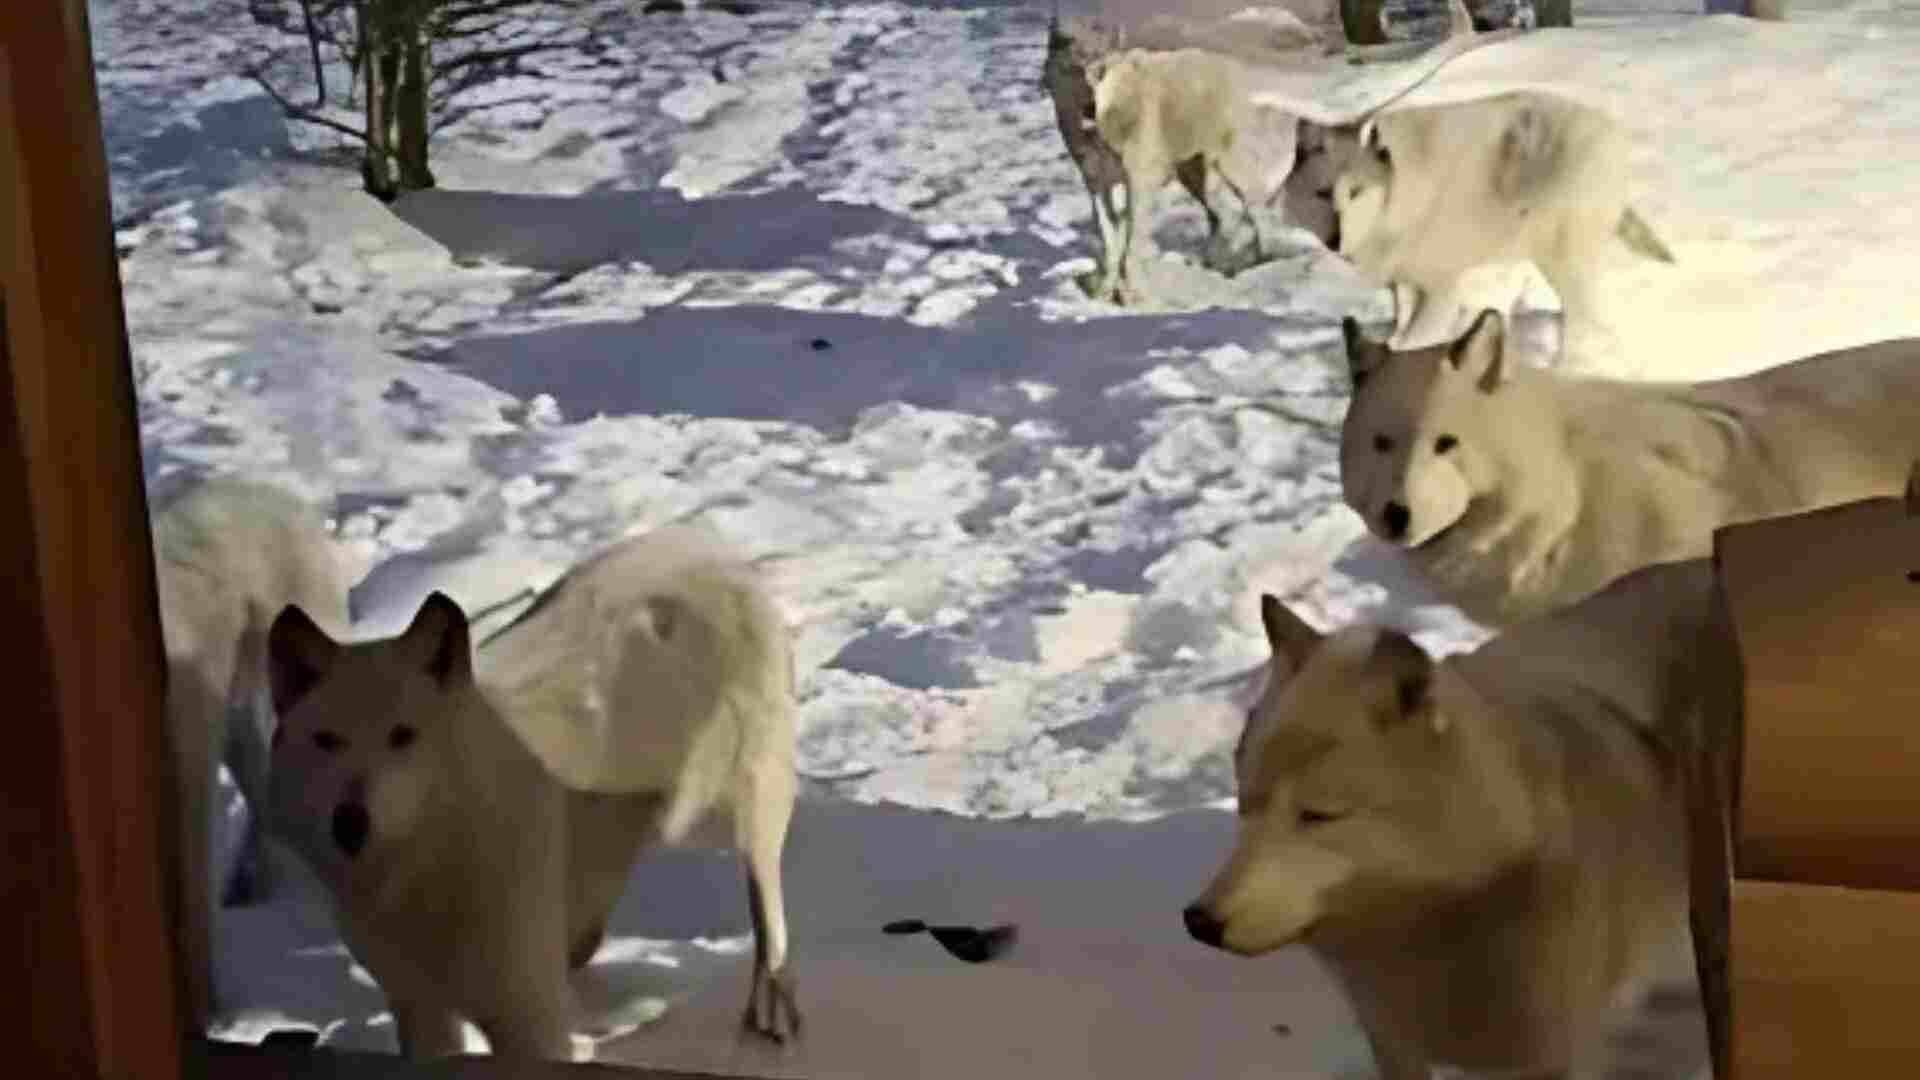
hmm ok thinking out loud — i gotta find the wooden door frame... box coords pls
[2,0,186,1074]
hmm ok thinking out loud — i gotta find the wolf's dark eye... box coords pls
[1373,434,1394,453]
[1434,434,1458,454]
[1298,807,1345,827]
[313,731,347,753]
[389,725,418,750]
[1315,186,1333,199]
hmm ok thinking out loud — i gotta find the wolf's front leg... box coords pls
[391,997,468,1062]
[475,984,575,1063]
[738,761,801,1043]
[165,638,236,1031]
[1076,176,1127,302]
[221,631,277,907]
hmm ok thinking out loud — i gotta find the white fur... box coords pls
[1340,311,1920,627]
[1079,46,1308,302]
[264,524,801,1061]
[149,475,355,1030]
[1323,89,1675,360]
[1189,560,1718,1078]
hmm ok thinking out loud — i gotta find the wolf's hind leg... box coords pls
[736,757,800,1043]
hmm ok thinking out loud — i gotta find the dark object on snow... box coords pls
[260,1029,321,1052]
[809,337,833,351]
[643,0,686,12]
[381,378,423,405]
[1273,1022,1293,1037]
[882,919,1019,964]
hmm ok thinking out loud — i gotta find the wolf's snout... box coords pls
[1183,904,1226,949]
[332,802,371,857]
[1382,501,1412,541]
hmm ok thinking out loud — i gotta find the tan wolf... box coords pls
[1185,559,1720,1078]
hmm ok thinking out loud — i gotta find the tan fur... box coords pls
[1187,560,1717,1078]
[1084,47,1304,301]
[150,476,354,1030]
[264,525,801,1061]
[1326,90,1674,356]
[1340,310,1920,627]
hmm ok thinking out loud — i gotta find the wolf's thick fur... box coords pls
[1082,46,1310,300]
[265,525,801,1061]
[1185,560,1718,1078]
[150,476,355,1029]
[1323,89,1674,354]
[1340,310,1920,627]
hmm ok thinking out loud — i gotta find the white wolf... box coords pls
[1322,88,1675,357]
[150,475,356,1029]
[264,525,802,1061]
[1080,45,1314,301]
[1339,309,1920,627]
[1184,559,1719,1079]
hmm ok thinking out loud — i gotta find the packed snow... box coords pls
[90,0,1912,1073]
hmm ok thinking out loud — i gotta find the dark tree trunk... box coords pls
[1341,0,1389,44]
[395,27,434,191]
[360,14,398,201]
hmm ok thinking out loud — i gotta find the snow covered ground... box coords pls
[90,0,1915,1074]
[103,0,1477,827]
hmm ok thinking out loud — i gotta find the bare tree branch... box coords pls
[244,65,371,144]
[429,37,576,81]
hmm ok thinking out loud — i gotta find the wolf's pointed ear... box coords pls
[1260,593,1323,675]
[1343,317,1387,389]
[1371,630,1444,733]
[268,604,340,718]
[399,591,473,688]
[1448,308,1509,393]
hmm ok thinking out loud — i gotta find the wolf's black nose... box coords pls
[332,802,371,858]
[1382,501,1411,541]
[1183,905,1225,949]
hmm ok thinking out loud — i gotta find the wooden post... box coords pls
[0,2,186,1078]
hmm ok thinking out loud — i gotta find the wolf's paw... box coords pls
[739,967,802,1044]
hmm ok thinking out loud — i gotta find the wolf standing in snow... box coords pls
[1184,559,1720,1078]
[265,525,802,1061]
[1043,5,1337,305]
[151,475,356,1029]
[1322,89,1675,358]
[1340,309,1920,627]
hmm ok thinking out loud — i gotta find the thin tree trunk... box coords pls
[361,12,397,200]
[396,26,435,190]
[299,0,327,103]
